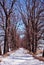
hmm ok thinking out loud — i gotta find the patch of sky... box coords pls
[5,0,12,10]
[41,0,44,2]
[17,20,25,33]
[20,34,25,38]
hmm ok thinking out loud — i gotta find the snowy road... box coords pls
[0,48,44,65]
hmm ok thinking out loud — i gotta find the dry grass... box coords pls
[33,55,44,61]
[28,49,44,61]
[3,48,19,57]
[35,49,43,55]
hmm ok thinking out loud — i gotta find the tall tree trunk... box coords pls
[31,20,35,53]
[42,49,44,57]
[4,17,9,54]
[35,33,37,53]
[4,31,9,54]
[35,35,37,53]
[0,46,1,55]
[4,15,11,54]
[31,31,35,53]
[26,27,31,51]
[34,24,37,53]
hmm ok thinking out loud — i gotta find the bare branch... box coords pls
[0,1,7,16]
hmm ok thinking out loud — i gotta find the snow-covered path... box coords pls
[0,48,44,65]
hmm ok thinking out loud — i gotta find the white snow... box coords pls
[0,48,44,65]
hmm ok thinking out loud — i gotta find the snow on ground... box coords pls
[0,48,44,65]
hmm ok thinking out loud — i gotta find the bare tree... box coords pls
[0,0,16,54]
[17,0,44,53]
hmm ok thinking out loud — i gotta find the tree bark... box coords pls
[4,15,11,54]
[26,27,31,51]
[42,49,44,57]
[0,46,1,55]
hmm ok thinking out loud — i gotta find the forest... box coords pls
[0,0,44,64]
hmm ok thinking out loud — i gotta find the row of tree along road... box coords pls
[0,0,44,57]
